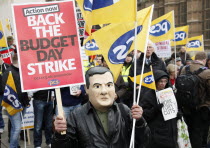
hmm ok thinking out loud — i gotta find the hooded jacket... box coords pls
[140,70,178,148]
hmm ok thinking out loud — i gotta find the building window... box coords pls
[158,7,164,17]
[206,0,210,9]
[179,2,187,25]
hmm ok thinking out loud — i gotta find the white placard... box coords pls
[156,88,178,121]
[21,100,34,129]
[155,40,171,58]
[70,84,81,95]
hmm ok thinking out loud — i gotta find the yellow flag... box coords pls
[150,11,175,43]
[171,25,189,46]
[84,36,102,56]
[76,0,136,34]
[2,72,23,116]
[186,35,204,52]
[0,21,7,47]
[128,71,156,90]
[90,6,153,81]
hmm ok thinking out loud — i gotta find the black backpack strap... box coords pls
[193,67,206,75]
[185,65,191,74]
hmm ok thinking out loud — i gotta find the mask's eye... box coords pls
[106,83,113,88]
[94,84,101,89]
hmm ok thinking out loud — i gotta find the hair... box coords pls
[167,64,178,73]
[7,36,14,41]
[147,39,155,48]
[195,52,207,60]
[127,53,133,58]
[85,67,113,89]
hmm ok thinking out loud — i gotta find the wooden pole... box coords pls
[55,88,66,135]
[27,129,31,145]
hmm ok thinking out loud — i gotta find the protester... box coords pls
[7,36,17,53]
[0,54,9,133]
[28,90,54,148]
[2,53,30,148]
[121,53,133,86]
[179,51,210,148]
[178,46,191,65]
[165,53,180,66]
[128,40,167,101]
[95,54,103,66]
[140,70,178,148]
[52,67,150,148]
[166,64,178,89]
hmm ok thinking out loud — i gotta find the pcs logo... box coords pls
[0,31,4,40]
[48,79,60,86]
[84,0,120,12]
[144,75,154,84]
[173,31,186,42]
[84,39,99,51]
[108,25,143,64]
[150,20,171,37]
[187,40,202,48]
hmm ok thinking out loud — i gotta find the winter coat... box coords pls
[180,61,210,108]
[140,70,178,148]
[52,102,150,148]
[0,63,9,95]
[2,65,30,107]
[179,52,191,65]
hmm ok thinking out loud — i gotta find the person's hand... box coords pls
[131,104,143,120]
[72,90,82,97]
[54,116,67,133]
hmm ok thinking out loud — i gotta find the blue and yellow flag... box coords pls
[186,35,204,52]
[128,71,156,90]
[0,21,7,47]
[150,11,175,43]
[89,5,153,81]
[2,72,23,116]
[171,25,189,46]
[84,37,101,56]
[76,0,136,34]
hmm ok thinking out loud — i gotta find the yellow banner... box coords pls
[171,25,189,46]
[128,71,156,90]
[150,11,175,43]
[186,35,204,52]
[76,0,136,34]
[90,6,153,81]
[0,21,7,47]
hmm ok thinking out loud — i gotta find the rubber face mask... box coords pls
[86,72,116,112]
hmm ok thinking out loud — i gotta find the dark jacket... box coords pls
[0,63,10,95]
[60,86,85,107]
[115,75,127,102]
[180,61,210,108]
[33,89,54,102]
[140,70,178,148]
[128,52,167,100]
[2,65,29,107]
[52,102,150,148]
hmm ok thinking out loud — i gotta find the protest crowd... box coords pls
[0,1,210,148]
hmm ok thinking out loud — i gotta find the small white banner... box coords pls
[156,88,178,121]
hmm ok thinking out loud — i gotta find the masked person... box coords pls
[52,67,150,148]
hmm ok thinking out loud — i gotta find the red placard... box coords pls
[12,1,85,92]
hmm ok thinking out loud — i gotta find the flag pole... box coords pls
[172,11,177,78]
[129,0,138,146]
[129,5,154,148]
